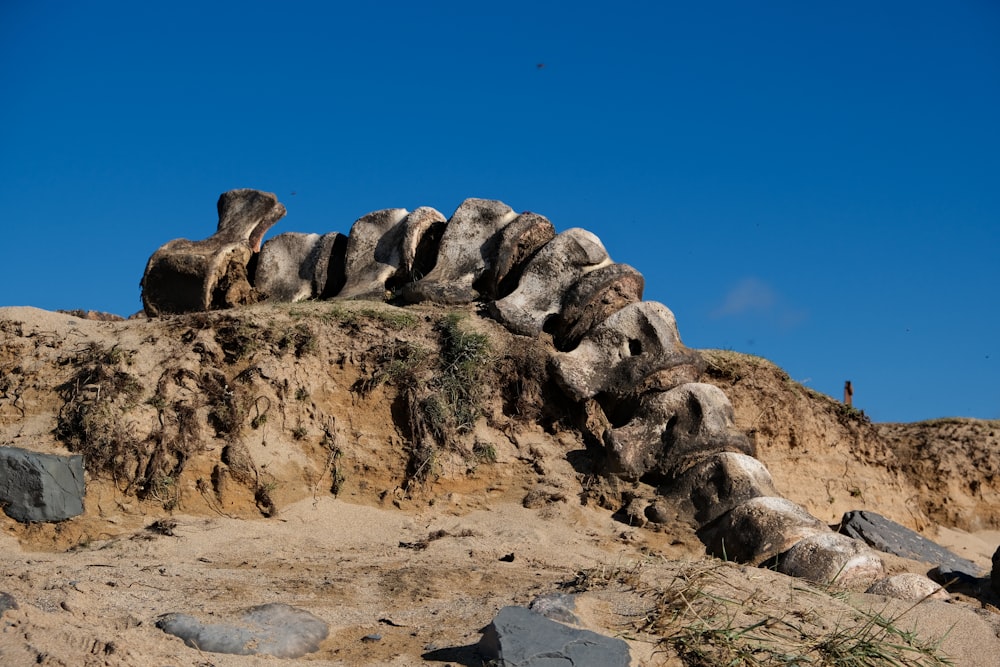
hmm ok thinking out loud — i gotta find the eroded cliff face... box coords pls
[2,302,996,549]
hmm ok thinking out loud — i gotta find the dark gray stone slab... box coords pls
[478,606,630,667]
[0,592,17,616]
[0,447,85,522]
[156,602,328,658]
[839,510,985,577]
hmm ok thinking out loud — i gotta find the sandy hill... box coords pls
[1,301,999,666]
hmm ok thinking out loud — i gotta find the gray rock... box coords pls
[666,451,778,526]
[337,208,410,300]
[839,510,985,577]
[992,545,1000,596]
[403,198,517,304]
[141,189,286,315]
[866,573,950,601]
[0,447,85,522]
[697,496,829,565]
[778,532,885,589]
[603,383,752,482]
[478,606,630,667]
[312,232,348,299]
[489,229,611,336]
[551,301,704,403]
[528,593,580,625]
[156,602,328,658]
[553,263,644,351]
[255,232,323,303]
[487,212,556,299]
[399,206,448,287]
[0,592,18,616]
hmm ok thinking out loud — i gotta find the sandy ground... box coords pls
[3,304,1000,666]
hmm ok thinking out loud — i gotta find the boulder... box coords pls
[697,496,829,565]
[487,212,556,299]
[398,206,448,287]
[402,198,517,304]
[489,229,611,337]
[336,208,410,300]
[551,301,704,403]
[603,383,752,482]
[778,532,885,589]
[666,451,779,526]
[312,232,348,299]
[0,447,85,522]
[141,189,286,315]
[553,263,644,351]
[839,510,985,578]
[254,232,324,303]
[866,573,950,601]
[992,545,1000,596]
[0,592,18,617]
[156,602,328,658]
[478,606,630,667]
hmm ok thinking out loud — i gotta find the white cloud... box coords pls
[711,277,777,318]
[711,277,807,329]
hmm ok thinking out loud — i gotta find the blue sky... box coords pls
[1,1,998,423]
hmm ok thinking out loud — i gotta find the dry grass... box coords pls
[566,559,953,667]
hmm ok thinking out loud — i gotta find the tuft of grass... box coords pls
[432,312,491,432]
[404,314,492,485]
[353,340,429,396]
[56,343,145,479]
[300,303,418,330]
[472,440,497,464]
[565,561,953,667]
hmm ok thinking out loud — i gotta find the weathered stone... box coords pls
[312,232,348,299]
[141,189,286,315]
[489,229,611,337]
[992,545,1000,596]
[603,383,752,482]
[0,447,85,523]
[336,208,409,300]
[0,592,18,617]
[839,510,985,577]
[156,603,328,658]
[402,198,517,304]
[666,452,778,526]
[486,212,556,299]
[553,263,644,351]
[551,301,704,403]
[697,497,829,565]
[478,606,630,667]
[399,206,448,287]
[528,593,580,625]
[866,573,950,601]
[255,232,323,303]
[778,532,885,589]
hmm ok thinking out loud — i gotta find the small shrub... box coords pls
[473,440,497,464]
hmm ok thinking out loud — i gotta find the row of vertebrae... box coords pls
[140,189,941,599]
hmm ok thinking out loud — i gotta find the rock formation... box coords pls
[141,189,286,315]
[138,191,935,600]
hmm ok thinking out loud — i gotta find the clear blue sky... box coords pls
[1,1,997,423]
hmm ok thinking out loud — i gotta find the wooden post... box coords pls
[844,380,853,406]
